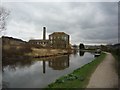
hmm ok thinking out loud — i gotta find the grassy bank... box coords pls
[26,48,71,58]
[46,52,106,89]
[111,50,120,78]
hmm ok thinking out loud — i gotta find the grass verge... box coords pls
[46,52,106,89]
[111,52,119,78]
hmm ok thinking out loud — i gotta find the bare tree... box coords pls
[0,7,10,35]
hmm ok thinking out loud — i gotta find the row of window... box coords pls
[30,41,68,45]
[50,40,69,44]
[31,42,48,45]
[49,36,68,40]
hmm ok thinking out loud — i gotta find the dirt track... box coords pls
[87,52,118,88]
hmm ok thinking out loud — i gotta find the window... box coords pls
[64,36,67,40]
[50,41,52,44]
[51,36,53,40]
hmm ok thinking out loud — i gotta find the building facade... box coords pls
[28,40,49,47]
[49,32,70,49]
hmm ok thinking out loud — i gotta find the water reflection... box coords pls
[2,52,95,88]
[43,61,46,74]
[2,58,34,72]
[79,50,85,56]
[2,51,85,73]
[73,50,78,57]
[3,55,70,73]
[41,55,70,73]
[48,55,69,70]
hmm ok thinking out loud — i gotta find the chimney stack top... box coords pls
[43,27,46,40]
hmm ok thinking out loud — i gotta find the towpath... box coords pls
[87,52,118,88]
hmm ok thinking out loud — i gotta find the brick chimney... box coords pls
[43,27,46,40]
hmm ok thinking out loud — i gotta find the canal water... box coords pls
[2,51,95,88]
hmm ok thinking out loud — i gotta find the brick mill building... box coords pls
[49,32,70,49]
[28,27,70,49]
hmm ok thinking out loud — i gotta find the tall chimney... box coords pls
[43,27,46,40]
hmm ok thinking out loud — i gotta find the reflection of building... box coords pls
[28,27,70,49]
[48,55,69,70]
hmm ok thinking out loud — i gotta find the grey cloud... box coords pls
[3,2,118,45]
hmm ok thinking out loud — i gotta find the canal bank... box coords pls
[46,53,106,88]
[25,48,72,58]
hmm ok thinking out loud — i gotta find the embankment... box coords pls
[2,44,32,58]
[26,48,72,58]
[3,43,72,59]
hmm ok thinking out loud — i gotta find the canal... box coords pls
[2,51,95,88]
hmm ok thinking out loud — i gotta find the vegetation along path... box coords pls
[87,52,118,88]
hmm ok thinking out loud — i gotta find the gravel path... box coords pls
[87,52,118,88]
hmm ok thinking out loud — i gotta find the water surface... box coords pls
[2,51,95,88]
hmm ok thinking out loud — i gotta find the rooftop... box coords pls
[29,39,49,42]
[50,32,69,35]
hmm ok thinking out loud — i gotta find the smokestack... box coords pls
[43,27,46,40]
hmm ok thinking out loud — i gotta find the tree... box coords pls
[79,43,85,50]
[0,7,10,35]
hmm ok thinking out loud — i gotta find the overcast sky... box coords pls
[2,2,118,45]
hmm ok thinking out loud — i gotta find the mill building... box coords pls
[28,27,70,49]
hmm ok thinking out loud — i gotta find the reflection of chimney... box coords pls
[43,61,46,74]
[43,27,46,40]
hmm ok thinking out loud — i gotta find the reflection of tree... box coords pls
[2,58,34,71]
[79,51,85,56]
[48,55,69,70]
